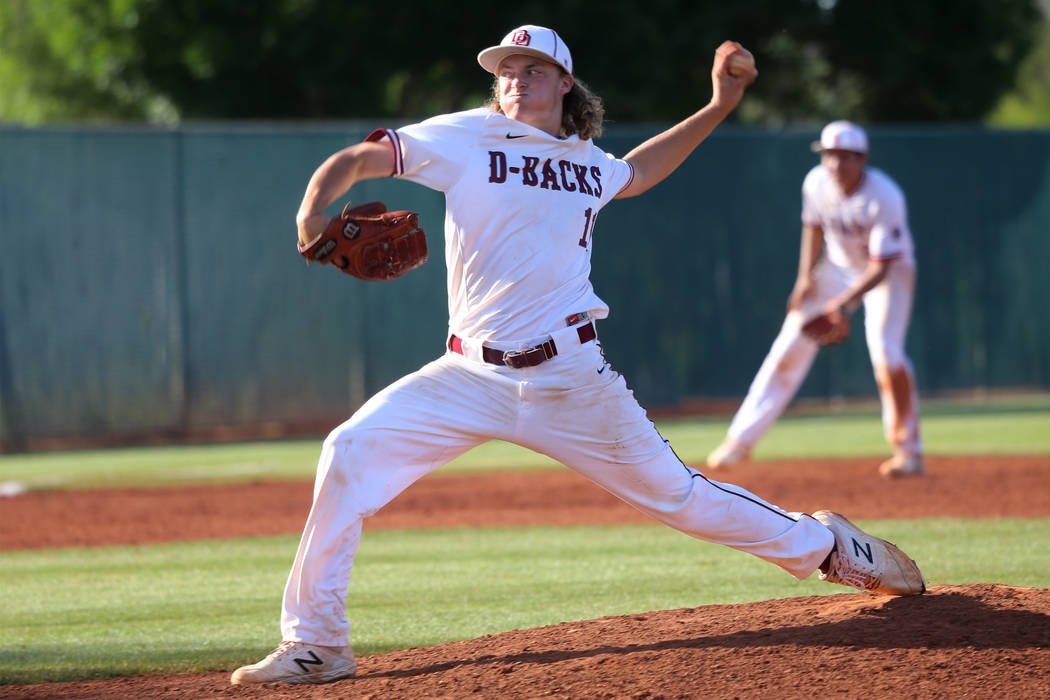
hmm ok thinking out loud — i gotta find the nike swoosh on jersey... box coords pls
[505,133,527,139]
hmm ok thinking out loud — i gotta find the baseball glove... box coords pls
[801,308,851,346]
[298,201,427,281]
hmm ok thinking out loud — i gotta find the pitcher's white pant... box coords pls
[281,339,835,646]
[727,259,922,457]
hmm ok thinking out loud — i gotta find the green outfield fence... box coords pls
[0,123,1047,449]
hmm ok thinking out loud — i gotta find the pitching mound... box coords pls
[4,584,1048,699]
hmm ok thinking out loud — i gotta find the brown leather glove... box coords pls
[801,308,851,346]
[298,201,427,281]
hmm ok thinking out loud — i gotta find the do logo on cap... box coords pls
[478,25,574,76]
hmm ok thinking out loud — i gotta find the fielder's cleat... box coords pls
[814,510,925,596]
[878,453,926,478]
[230,641,357,685]
[706,438,751,469]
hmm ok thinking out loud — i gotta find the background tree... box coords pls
[820,0,1041,122]
[0,0,1042,126]
[988,18,1050,125]
[0,0,168,123]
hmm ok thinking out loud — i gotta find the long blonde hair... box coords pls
[487,74,605,141]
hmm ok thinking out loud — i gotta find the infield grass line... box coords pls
[1,518,1047,685]
[1,395,1048,490]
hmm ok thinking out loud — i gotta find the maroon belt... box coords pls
[448,322,596,369]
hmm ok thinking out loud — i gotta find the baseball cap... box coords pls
[477,25,573,75]
[811,120,869,154]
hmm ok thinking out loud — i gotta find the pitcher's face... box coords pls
[497,54,572,134]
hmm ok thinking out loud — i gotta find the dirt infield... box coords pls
[2,454,1049,698]
[4,454,1050,551]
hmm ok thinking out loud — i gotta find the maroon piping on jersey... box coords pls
[663,439,802,524]
[365,128,403,176]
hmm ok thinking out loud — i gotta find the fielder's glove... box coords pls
[801,308,851,346]
[298,201,427,281]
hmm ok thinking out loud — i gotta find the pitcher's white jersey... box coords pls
[801,165,914,272]
[368,108,635,344]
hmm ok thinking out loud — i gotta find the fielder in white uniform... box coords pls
[707,121,924,478]
[231,30,925,686]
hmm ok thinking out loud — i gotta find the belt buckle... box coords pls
[502,341,554,368]
[502,349,528,369]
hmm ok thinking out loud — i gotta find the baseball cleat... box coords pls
[230,641,357,685]
[813,510,925,596]
[706,438,751,469]
[878,453,926,478]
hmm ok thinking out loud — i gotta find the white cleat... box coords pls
[879,453,926,478]
[706,438,751,469]
[230,641,357,685]
[814,510,925,596]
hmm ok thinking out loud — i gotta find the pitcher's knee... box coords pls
[318,424,387,492]
[323,421,382,457]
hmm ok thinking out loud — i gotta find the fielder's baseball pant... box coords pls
[281,338,834,646]
[726,259,922,457]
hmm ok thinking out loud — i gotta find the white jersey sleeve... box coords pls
[800,166,824,229]
[372,112,479,191]
[864,176,909,262]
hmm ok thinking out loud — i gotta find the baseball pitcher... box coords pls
[231,30,925,687]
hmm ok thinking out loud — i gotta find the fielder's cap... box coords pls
[477,25,573,75]
[811,120,869,154]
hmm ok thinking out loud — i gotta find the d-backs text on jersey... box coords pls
[487,151,603,198]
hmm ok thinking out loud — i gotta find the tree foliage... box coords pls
[0,0,1042,126]
[0,0,165,122]
[821,0,1042,122]
[988,18,1050,126]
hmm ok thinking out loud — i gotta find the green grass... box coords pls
[1,394,1048,490]
[724,405,1050,460]
[0,395,1047,685]
[1,519,1047,685]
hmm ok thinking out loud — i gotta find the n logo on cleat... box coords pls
[851,537,874,564]
[294,651,324,673]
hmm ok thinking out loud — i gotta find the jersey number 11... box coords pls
[579,208,597,248]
